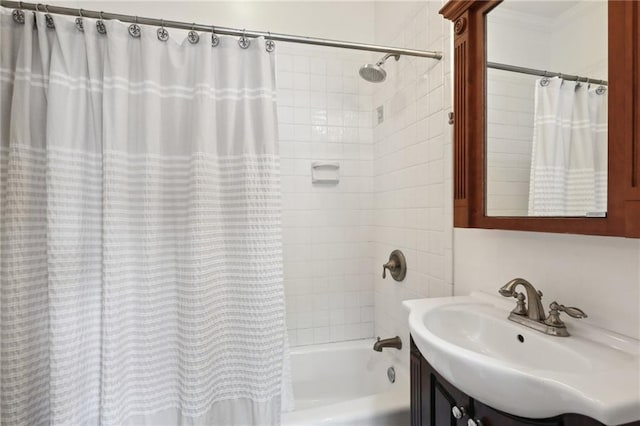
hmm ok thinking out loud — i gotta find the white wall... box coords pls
[454,229,640,340]
[549,1,607,80]
[371,0,453,365]
[49,1,376,43]
[485,7,549,216]
[486,70,537,216]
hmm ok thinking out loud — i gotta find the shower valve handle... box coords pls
[381,250,406,281]
[382,259,398,279]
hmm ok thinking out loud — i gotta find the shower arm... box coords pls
[376,54,401,66]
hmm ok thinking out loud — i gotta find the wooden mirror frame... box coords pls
[440,0,640,237]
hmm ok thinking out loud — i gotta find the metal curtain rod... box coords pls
[1,0,443,60]
[488,61,607,86]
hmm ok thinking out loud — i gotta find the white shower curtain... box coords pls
[528,76,608,216]
[0,7,291,425]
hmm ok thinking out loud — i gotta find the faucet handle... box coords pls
[382,260,397,279]
[511,292,527,315]
[556,303,587,319]
[545,301,587,328]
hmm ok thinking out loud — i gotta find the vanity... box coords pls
[409,338,640,426]
[405,291,640,426]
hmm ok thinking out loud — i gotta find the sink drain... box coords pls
[387,366,396,383]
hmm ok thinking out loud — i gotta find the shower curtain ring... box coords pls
[265,31,275,52]
[43,4,55,28]
[239,28,250,49]
[128,15,141,38]
[188,22,200,44]
[575,76,583,91]
[96,11,107,34]
[540,71,550,87]
[211,25,220,47]
[75,7,84,31]
[12,1,26,23]
[157,18,169,41]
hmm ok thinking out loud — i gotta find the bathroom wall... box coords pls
[486,70,536,216]
[277,44,377,345]
[49,1,376,43]
[485,7,548,216]
[371,0,453,364]
[454,230,640,340]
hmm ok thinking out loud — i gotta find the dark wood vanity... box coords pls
[410,337,640,426]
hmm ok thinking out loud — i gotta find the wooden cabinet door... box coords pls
[411,337,470,426]
[472,398,563,426]
[431,378,470,426]
[411,335,640,426]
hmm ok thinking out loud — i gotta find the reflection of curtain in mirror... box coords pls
[528,77,608,216]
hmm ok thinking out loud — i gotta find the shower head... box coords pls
[359,53,400,83]
[359,64,387,83]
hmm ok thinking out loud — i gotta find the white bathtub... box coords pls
[281,339,410,426]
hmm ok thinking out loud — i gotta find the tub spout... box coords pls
[373,336,402,352]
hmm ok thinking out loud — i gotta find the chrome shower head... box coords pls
[359,53,400,83]
[359,64,387,83]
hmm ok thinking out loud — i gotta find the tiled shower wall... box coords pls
[486,70,536,216]
[277,44,376,346]
[279,2,454,350]
[372,1,453,364]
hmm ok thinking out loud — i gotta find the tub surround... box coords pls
[372,0,454,370]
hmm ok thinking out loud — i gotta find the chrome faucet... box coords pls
[499,278,587,337]
[373,336,402,351]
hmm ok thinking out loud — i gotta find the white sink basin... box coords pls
[404,292,640,425]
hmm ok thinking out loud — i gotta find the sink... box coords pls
[404,292,640,425]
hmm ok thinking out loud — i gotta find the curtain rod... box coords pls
[1,0,443,60]
[488,61,608,86]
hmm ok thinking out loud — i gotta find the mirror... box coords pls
[440,0,639,237]
[485,1,608,217]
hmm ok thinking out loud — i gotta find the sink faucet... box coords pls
[499,278,546,321]
[373,336,402,351]
[499,278,587,337]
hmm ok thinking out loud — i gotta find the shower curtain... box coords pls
[528,76,608,216]
[0,7,291,425]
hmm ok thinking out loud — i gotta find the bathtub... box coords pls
[281,339,410,426]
